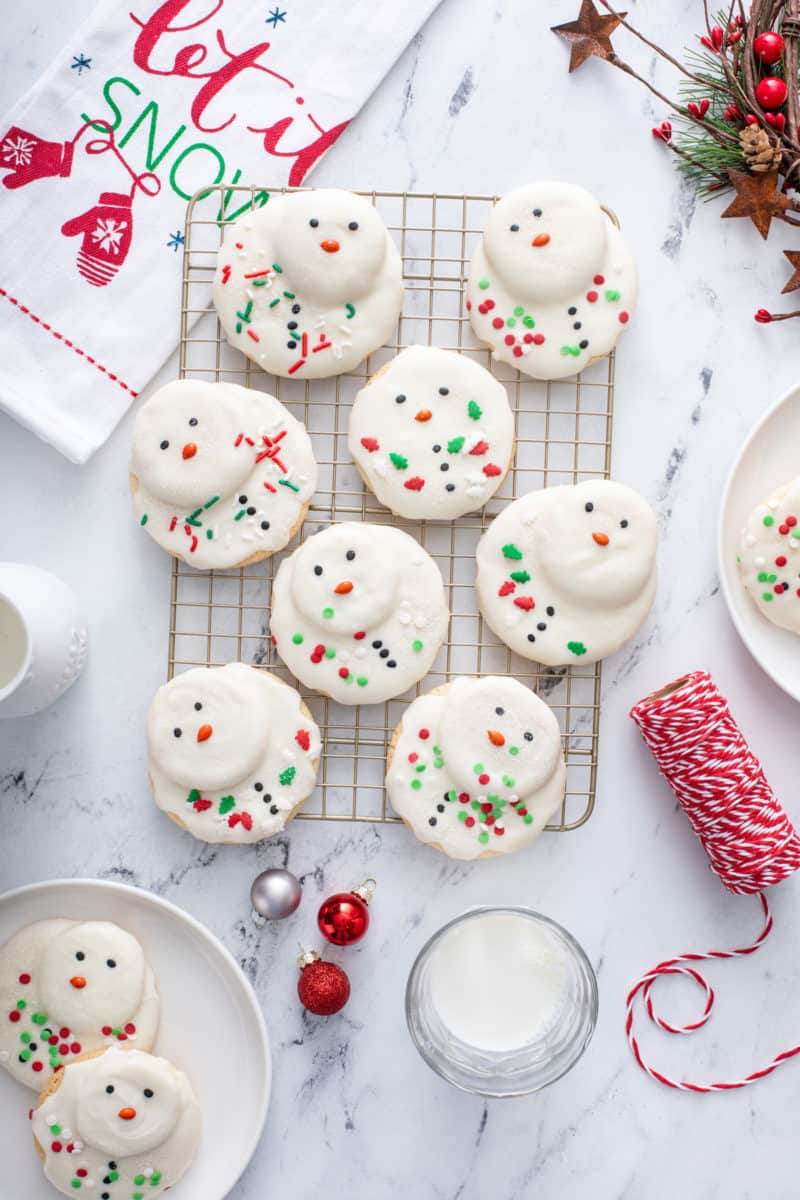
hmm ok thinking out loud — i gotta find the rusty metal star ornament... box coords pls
[720,169,788,240]
[781,250,800,294]
[551,0,627,72]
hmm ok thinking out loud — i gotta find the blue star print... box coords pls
[265,7,287,28]
[167,231,185,252]
[70,54,92,74]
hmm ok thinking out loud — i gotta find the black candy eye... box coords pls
[189,417,198,427]
[194,702,202,711]
[439,387,449,396]
[348,221,359,231]
[346,550,355,561]
[309,218,319,228]
[314,565,323,576]
[524,731,534,741]
[106,959,116,969]
[238,495,247,504]
[76,952,85,962]
[106,1085,114,1095]
[495,707,504,716]
[159,440,169,450]
[432,444,441,453]
[510,224,519,232]
[395,394,406,404]
[620,519,629,528]
[585,502,594,513]
[144,1089,154,1099]
[533,208,542,217]
[174,728,182,738]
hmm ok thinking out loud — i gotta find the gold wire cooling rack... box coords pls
[171,186,615,830]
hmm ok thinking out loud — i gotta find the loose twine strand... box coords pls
[627,670,800,1092]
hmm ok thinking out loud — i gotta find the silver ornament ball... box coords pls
[251,868,302,921]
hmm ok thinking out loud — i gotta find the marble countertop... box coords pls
[2,1,800,1196]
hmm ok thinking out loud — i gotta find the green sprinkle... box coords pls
[356,676,368,687]
[322,607,334,619]
[560,345,581,357]
[502,543,523,560]
[345,303,356,319]
[187,788,201,804]
[471,800,481,811]
[135,1177,146,1187]
[763,592,774,602]
[510,569,530,583]
[605,289,621,302]
[140,514,148,526]
[447,790,457,802]
[478,278,490,290]
[151,1174,163,1187]
[269,297,280,308]
[458,810,468,822]
[19,1049,31,1061]
[502,775,516,788]
[412,639,423,652]
[434,758,444,769]
[280,766,296,786]
[203,495,220,509]
[134,1194,144,1200]
[234,508,246,521]
[522,315,535,328]
[468,400,482,421]
[411,779,422,790]
[447,436,465,454]
[567,641,587,657]
[523,814,534,825]
[272,262,283,273]
[763,515,775,526]
[473,763,484,774]
[757,572,769,582]
[478,831,489,845]
[506,317,517,328]
[253,278,267,286]
[324,646,336,658]
[108,1170,119,1181]
[768,574,778,583]
[389,451,408,470]
[292,633,304,645]
[792,530,800,540]
[278,478,300,492]
[32,1013,46,1025]
[20,1032,31,1044]
[433,745,442,755]
[219,796,236,815]
[283,290,296,299]
[16,1000,26,1010]
[71,1182,81,1191]
[205,529,213,540]
[513,305,524,316]
[416,764,426,773]
[509,745,519,756]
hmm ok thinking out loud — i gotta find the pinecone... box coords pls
[739,124,782,174]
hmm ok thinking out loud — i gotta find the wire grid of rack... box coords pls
[172,186,615,830]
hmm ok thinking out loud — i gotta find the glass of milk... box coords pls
[405,907,597,1097]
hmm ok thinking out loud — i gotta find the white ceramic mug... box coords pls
[0,563,88,718]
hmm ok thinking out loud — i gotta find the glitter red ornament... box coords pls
[317,879,375,946]
[754,31,784,65]
[297,950,350,1015]
[755,76,788,110]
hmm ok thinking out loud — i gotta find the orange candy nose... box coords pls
[334,580,353,594]
[320,239,340,253]
[488,729,505,746]
[197,724,213,742]
[69,976,86,989]
[531,233,551,247]
[592,531,610,546]
[118,1107,137,1121]
[414,410,432,422]
[182,443,198,460]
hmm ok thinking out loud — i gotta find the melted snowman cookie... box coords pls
[738,476,800,634]
[387,677,565,860]
[0,921,158,1090]
[131,380,317,570]
[146,663,320,844]
[347,346,515,520]
[466,181,637,381]
[270,522,450,705]
[476,480,657,666]
[32,1047,201,1199]
[213,189,403,378]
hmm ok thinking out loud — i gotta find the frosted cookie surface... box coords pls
[738,476,800,634]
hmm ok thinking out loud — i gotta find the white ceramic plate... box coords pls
[0,879,270,1200]
[719,382,800,702]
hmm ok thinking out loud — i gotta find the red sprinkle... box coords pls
[59,1028,70,1039]
[419,728,430,740]
[504,334,515,346]
[32,1061,43,1073]
[469,440,489,456]
[49,1036,58,1046]
[788,516,797,527]
[484,299,496,311]
[479,773,490,786]
[247,329,260,343]
[465,816,476,828]
[360,437,380,452]
[466,299,472,311]
[523,333,534,344]
[619,311,629,324]
[485,815,495,826]
[594,274,605,285]
[458,792,470,803]
[18,973,31,985]
[512,346,523,357]
[77,1169,87,1178]
[492,317,504,329]
[338,667,350,679]
[235,242,243,249]
[234,432,244,447]
[408,752,419,763]
[483,463,502,477]
[480,801,493,813]
[514,596,535,611]
[532,333,545,345]
[295,729,311,751]
[779,524,789,535]
[498,581,516,596]
[9,1011,20,1023]
[102,1026,112,1036]
[71,1042,81,1054]
[117,1033,128,1042]
[51,1142,62,1153]
[586,291,598,303]
[494,826,505,836]
[59,1044,69,1056]
[404,476,425,491]
[193,799,213,812]
[353,631,366,640]
[776,556,788,567]
[221,264,231,284]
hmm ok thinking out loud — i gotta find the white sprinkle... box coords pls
[145,1168,154,1178]
[755,556,765,567]
[46,1114,58,1127]
[398,611,411,625]
[768,500,779,510]
[339,651,350,664]
[246,288,254,300]
[281,748,293,762]
[62,1128,73,1139]
[414,616,426,629]
[373,458,388,478]
[355,646,366,659]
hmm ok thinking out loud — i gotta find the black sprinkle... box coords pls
[579,339,589,350]
[287,321,298,330]
[537,622,546,631]
[379,649,389,659]
[239,495,247,504]
[439,387,449,395]
[261,520,270,530]
[429,817,437,826]
[372,640,382,649]
[287,341,297,350]
[246,506,256,515]
[270,805,279,815]
[291,304,301,314]
[573,322,582,330]
[527,634,536,643]
[263,794,273,804]
[437,803,445,812]
[254,782,263,792]
[440,463,449,472]
[546,606,555,616]
[432,444,441,453]
[387,660,397,668]
[445,483,455,491]
[568,306,577,315]
[395,394,406,404]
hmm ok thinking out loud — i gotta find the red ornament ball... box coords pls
[755,76,788,110]
[754,32,784,65]
[298,958,350,1015]
[318,893,370,946]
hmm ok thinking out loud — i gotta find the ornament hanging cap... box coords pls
[297,946,321,971]
[352,878,376,905]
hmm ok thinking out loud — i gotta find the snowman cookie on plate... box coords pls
[386,676,566,860]
[347,345,515,520]
[476,480,657,666]
[466,181,637,381]
[738,476,800,634]
[0,921,159,1090]
[32,1047,201,1199]
[131,379,317,570]
[270,522,450,705]
[213,188,403,378]
[146,663,320,844]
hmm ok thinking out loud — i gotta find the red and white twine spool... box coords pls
[627,670,800,1092]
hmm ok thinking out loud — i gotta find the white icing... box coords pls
[213,189,403,378]
[347,346,515,519]
[475,479,657,666]
[466,181,637,381]
[131,380,317,570]
[0,921,158,1091]
[387,676,566,861]
[738,476,800,635]
[270,522,449,704]
[146,663,320,844]
[32,1048,201,1199]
